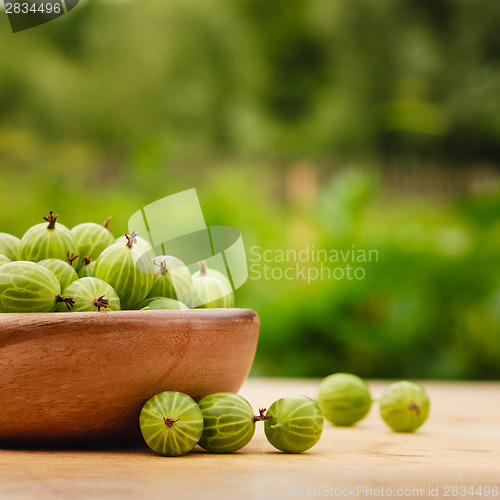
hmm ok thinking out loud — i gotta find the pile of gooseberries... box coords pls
[0,210,235,313]
[140,391,324,456]
[318,372,430,433]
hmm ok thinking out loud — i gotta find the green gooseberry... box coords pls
[39,258,79,292]
[264,396,324,454]
[18,211,78,266]
[148,256,193,306]
[78,257,96,278]
[191,261,234,308]
[71,219,115,270]
[318,373,372,426]
[193,266,231,284]
[115,233,153,255]
[0,233,20,261]
[141,297,188,310]
[198,393,257,453]
[0,254,11,267]
[380,381,430,433]
[58,277,121,312]
[140,391,204,456]
[0,261,74,312]
[94,232,154,310]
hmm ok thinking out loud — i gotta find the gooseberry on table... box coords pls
[264,395,324,454]
[379,381,430,433]
[318,373,372,426]
[197,392,258,453]
[140,391,204,456]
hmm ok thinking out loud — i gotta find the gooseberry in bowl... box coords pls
[71,219,115,270]
[141,297,188,310]
[78,257,96,278]
[0,261,74,313]
[191,261,234,308]
[58,277,120,312]
[0,233,20,261]
[94,232,154,310]
[18,211,78,265]
[148,256,193,306]
[0,254,11,267]
[115,233,153,255]
[39,258,79,292]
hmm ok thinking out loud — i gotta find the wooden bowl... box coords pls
[0,309,259,444]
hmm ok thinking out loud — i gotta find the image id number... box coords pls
[443,486,499,497]
[4,2,62,14]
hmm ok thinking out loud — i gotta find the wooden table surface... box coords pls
[1,378,499,500]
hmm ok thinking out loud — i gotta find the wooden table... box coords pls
[1,379,499,500]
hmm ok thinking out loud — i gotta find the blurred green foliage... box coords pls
[243,170,500,379]
[2,0,500,160]
[1,0,500,379]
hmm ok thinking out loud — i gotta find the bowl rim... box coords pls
[0,308,258,321]
[0,308,260,348]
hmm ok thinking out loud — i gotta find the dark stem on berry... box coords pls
[163,417,180,428]
[93,295,110,312]
[66,252,79,266]
[409,401,420,416]
[153,260,168,275]
[55,295,76,310]
[102,216,114,233]
[199,260,207,277]
[43,211,58,230]
[80,255,93,267]
[125,231,138,249]
[253,408,271,422]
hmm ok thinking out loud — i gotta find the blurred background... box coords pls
[1,0,500,380]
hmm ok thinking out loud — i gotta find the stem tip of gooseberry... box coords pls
[163,417,180,428]
[66,252,79,266]
[103,216,114,232]
[80,255,93,267]
[55,294,76,311]
[153,260,168,275]
[93,295,110,312]
[125,231,138,249]
[253,408,271,422]
[43,210,58,230]
[199,260,207,277]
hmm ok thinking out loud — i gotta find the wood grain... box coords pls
[0,379,499,500]
[0,309,259,443]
